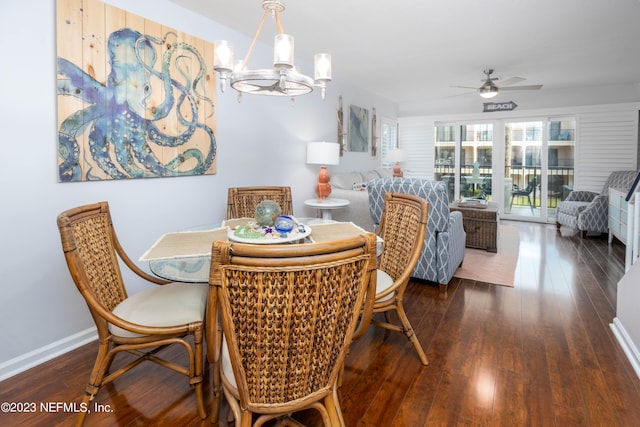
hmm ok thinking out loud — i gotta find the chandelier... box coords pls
[213,0,332,100]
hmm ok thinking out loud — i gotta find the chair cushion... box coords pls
[109,282,208,338]
[556,200,590,217]
[376,269,395,301]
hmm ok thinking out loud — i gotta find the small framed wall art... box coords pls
[348,104,369,153]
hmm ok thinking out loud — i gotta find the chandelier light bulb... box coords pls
[314,53,332,82]
[213,40,234,72]
[274,34,294,69]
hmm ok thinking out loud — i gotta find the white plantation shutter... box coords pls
[575,108,638,192]
[398,117,433,178]
[380,117,397,169]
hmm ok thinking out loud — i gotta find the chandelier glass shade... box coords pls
[213,0,331,99]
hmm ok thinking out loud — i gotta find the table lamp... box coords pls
[388,148,407,178]
[306,141,340,199]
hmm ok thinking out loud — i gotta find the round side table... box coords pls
[304,198,350,220]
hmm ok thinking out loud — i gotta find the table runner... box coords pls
[139,227,228,261]
[306,222,367,243]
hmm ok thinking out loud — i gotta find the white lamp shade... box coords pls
[306,142,340,165]
[388,148,407,163]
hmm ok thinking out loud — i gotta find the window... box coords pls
[526,124,542,141]
[380,117,398,168]
[476,124,493,141]
[477,148,492,166]
[434,122,494,202]
[525,146,541,166]
[435,148,454,165]
[437,125,456,142]
[511,146,523,166]
[511,128,523,141]
[549,148,558,167]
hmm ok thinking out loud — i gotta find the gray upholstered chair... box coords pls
[556,170,637,237]
[368,178,466,291]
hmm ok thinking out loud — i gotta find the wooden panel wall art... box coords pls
[56,0,217,181]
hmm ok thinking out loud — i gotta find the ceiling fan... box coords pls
[452,69,543,98]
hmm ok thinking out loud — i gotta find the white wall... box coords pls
[0,0,397,379]
[612,259,640,380]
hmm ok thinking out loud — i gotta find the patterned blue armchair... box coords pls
[368,178,466,290]
[556,170,637,237]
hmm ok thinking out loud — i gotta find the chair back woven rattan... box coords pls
[56,202,206,426]
[373,192,430,365]
[208,233,377,426]
[227,186,294,219]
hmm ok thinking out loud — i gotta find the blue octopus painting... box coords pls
[57,23,217,181]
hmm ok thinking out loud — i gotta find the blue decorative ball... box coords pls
[274,215,295,234]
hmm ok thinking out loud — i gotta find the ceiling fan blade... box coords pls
[500,84,543,91]
[450,85,479,90]
[445,90,477,98]
[497,77,525,87]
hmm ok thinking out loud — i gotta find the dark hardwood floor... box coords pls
[2,220,640,426]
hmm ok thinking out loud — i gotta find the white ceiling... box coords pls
[171,0,640,116]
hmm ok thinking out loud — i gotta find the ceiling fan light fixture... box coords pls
[452,69,541,99]
[479,82,498,99]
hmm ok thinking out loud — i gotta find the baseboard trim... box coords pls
[0,327,97,382]
[610,317,640,380]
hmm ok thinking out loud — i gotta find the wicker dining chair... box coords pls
[56,202,207,426]
[371,192,430,365]
[208,233,377,426]
[227,186,294,219]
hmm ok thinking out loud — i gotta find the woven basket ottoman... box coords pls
[449,201,499,252]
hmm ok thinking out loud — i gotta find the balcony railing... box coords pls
[434,164,575,208]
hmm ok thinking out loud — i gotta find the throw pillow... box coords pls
[352,182,367,191]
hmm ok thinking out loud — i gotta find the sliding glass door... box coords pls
[435,123,494,203]
[435,117,575,223]
[503,118,575,221]
[504,121,543,219]
[434,125,457,202]
[547,118,575,220]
